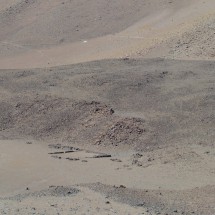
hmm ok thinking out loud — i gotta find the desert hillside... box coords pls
[0,0,215,68]
[0,1,214,215]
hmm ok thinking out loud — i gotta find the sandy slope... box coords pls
[0,59,215,214]
[0,0,215,214]
[0,0,215,69]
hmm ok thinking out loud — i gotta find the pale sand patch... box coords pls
[0,0,215,69]
[1,140,214,198]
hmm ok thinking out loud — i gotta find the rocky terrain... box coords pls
[0,0,214,214]
[0,59,214,214]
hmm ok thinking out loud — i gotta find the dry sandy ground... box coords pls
[0,59,215,214]
[0,0,215,214]
[0,0,215,69]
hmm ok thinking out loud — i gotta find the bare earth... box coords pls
[0,0,214,215]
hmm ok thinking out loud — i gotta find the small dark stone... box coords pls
[110,108,115,114]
